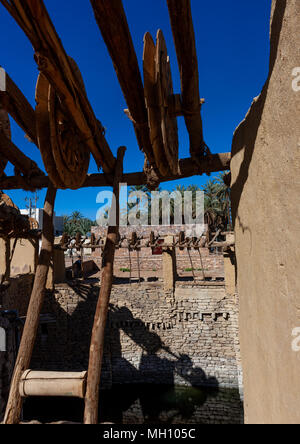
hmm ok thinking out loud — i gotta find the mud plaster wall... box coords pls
[231,0,300,424]
[28,282,242,392]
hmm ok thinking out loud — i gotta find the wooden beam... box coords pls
[167,0,206,160]
[0,0,116,174]
[90,0,155,167]
[3,183,57,424]
[0,73,37,145]
[84,146,126,424]
[0,130,44,179]
[0,153,231,190]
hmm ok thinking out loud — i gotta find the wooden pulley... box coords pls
[0,107,11,176]
[179,231,185,250]
[143,30,179,177]
[35,57,90,190]
[131,231,138,246]
[150,231,155,246]
[90,233,96,252]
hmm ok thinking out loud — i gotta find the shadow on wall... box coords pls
[32,282,218,388]
[108,304,219,389]
[26,281,225,423]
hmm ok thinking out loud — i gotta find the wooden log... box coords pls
[84,146,126,424]
[0,0,116,174]
[19,370,87,399]
[0,107,11,176]
[0,73,37,145]
[0,153,231,191]
[90,0,155,167]
[162,235,177,291]
[3,183,57,424]
[0,130,44,179]
[167,0,206,160]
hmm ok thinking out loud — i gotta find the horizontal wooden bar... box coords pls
[0,153,230,190]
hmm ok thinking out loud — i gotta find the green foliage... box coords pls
[63,211,95,237]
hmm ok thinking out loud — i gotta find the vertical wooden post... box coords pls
[3,183,57,424]
[162,235,177,291]
[84,147,126,424]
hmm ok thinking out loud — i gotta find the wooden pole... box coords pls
[3,183,57,424]
[84,146,126,424]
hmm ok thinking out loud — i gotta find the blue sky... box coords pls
[0,0,272,220]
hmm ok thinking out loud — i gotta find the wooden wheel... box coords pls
[143,30,179,177]
[35,58,90,190]
[0,108,11,176]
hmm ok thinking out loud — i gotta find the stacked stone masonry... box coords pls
[26,281,241,391]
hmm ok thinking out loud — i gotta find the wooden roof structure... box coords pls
[0,0,230,193]
[1,0,232,425]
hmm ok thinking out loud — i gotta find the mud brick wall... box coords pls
[31,281,241,391]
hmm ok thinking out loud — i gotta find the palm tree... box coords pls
[215,172,232,230]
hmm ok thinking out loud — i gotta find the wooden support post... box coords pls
[84,146,126,424]
[162,236,177,291]
[3,183,57,424]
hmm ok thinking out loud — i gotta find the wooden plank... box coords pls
[167,0,207,160]
[3,183,57,424]
[84,146,126,424]
[0,153,231,190]
[0,0,116,174]
[0,73,37,145]
[90,0,155,167]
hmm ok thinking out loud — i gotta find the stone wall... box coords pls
[1,274,34,317]
[30,281,241,391]
[231,0,300,424]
